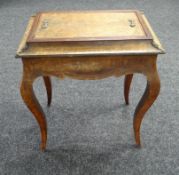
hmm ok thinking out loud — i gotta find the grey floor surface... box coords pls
[0,0,179,174]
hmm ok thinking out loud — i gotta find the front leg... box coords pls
[133,65,160,146]
[20,72,47,151]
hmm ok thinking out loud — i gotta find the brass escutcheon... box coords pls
[128,19,136,27]
[41,20,48,29]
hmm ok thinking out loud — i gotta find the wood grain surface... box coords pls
[16,10,164,58]
[27,10,150,42]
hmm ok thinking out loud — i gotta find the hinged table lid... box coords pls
[16,10,165,58]
[27,10,152,43]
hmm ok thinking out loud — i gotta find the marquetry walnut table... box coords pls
[16,10,165,151]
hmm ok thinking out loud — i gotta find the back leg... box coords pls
[124,74,133,105]
[43,76,52,106]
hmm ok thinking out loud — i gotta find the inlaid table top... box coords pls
[16,10,165,151]
[16,10,164,58]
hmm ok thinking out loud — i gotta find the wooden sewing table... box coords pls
[16,10,165,150]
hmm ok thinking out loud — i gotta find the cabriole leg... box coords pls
[133,68,160,146]
[20,72,47,151]
[124,74,133,105]
[43,76,52,106]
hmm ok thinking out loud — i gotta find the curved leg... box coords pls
[133,69,160,146]
[20,74,47,151]
[43,76,52,106]
[124,74,133,105]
